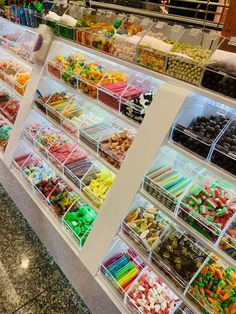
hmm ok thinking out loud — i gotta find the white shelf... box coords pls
[56,37,236,110]
[119,232,202,314]
[23,136,100,214]
[32,106,119,175]
[168,142,236,185]
[95,273,130,314]
[140,189,236,269]
[46,72,139,129]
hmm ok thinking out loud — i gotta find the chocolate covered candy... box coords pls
[173,114,230,159]
[152,227,207,289]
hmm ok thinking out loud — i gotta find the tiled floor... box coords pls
[0,183,91,314]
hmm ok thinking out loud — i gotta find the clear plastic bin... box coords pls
[143,146,199,212]
[98,66,136,112]
[79,117,118,153]
[90,11,126,53]
[187,256,236,314]
[126,268,180,314]
[210,118,236,177]
[44,3,69,34]
[99,123,136,169]
[137,22,184,73]
[111,15,153,63]
[1,97,20,123]
[171,94,233,160]
[0,118,12,151]
[121,194,170,255]
[56,4,84,41]
[48,181,79,217]
[178,173,236,243]
[151,225,208,290]
[166,29,220,85]
[100,237,145,298]
[81,163,115,208]
[0,53,30,95]
[75,8,104,47]
[62,199,97,249]
[201,37,236,99]
[121,74,162,123]
[219,213,236,262]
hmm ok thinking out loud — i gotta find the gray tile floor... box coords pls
[0,183,91,314]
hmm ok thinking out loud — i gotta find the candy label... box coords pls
[173,25,183,32]
[155,21,165,29]
[228,39,236,46]
[190,28,201,36]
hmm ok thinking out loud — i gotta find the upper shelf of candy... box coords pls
[46,41,163,125]
[2,1,235,101]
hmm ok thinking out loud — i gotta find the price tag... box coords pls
[190,28,201,36]
[173,24,183,32]
[105,11,112,18]
[155,21,165,29]
[173,226,184,238]
[229,39,236,46]
[142,18,152,26]
[72,221,78,227]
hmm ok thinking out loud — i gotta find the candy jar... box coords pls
[137,22,184,73]
[166,29,220,85]
[111,15,153,63]
[201,37,236,99]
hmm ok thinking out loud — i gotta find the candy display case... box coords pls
[201,38,236,100]
[219,215,236,262]
[100,237,145,298]
[151,225,208,290]
[143,146,200,212]
[62,200,97,249]
[211,118,236,176]
[170,94,234,160]
[187,255,236,314]
[75,8,104,47]
[99,124,136,169]
[178,173,236,243]
[111,15,153,63]
[136,22,184,74]
[126,268,180,314]
[121,194,170,255]
[166,29,220,85]
[121,74,162,124]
